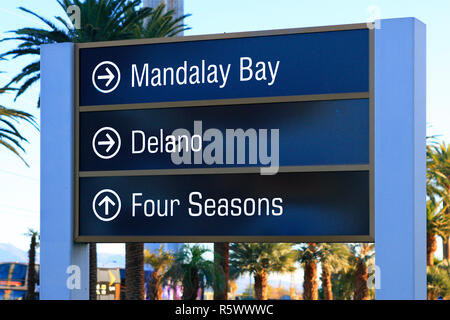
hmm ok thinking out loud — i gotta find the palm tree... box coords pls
[165,245,218,300]
[135,2,190,38]
[427,260,450,300]
[426,199,450,266]
[329,268,356,300]
[0,1,190,107]
[0,104,36,165]
[213,242,229,300]
[0,7,71,108]
[24,229,39,300]
[427,142,450,261]
[1,0,190,300]
[318,243,350,300]
[349,243,374,300]
[230,243,296,300]
[297,243,320,300]
[144,245,174,300]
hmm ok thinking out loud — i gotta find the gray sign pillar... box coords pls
[41,43,89,299]
[374,18,426,299]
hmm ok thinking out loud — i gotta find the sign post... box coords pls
[41,43,89,299]
[374,18,426,300]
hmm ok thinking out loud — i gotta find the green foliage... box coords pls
[296,243,320,266]
[56,0,189,42]
[24,228,40,247]
[240,283,290,300]
[348,243,375,300]
[230,243,296,277]
[348,243,374,266]
[0,105,37,165]
[318,243,351,273]
[427,141,450,240]
[0,6,72,107]
[318,244,370,300]
[240,283,255,299]
[427,199,450,238]
[427,261,450,299]
[144,244,173,273]
[427,141,450,204]
[330,270,355,300]
[164,245,221,299]
[133,2,191,38]
[0,0,190,108]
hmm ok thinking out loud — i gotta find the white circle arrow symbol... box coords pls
[91,61,121,93]
[97,67,115,87]
[92,189,121,222]
[92,127,121,159]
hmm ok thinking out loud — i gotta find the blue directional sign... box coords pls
[75,25,373,242]
[78,29,369,106]
[80,99,369,172]
[80,171,369,239]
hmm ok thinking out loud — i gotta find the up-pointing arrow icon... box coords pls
[98,195,115,216]
[92,189,121,222]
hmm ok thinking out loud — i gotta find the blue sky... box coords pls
[0,0,449,261]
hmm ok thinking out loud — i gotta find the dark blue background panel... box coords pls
[79,171,370,237]
[79,99,369,171]
[79,29,369,106]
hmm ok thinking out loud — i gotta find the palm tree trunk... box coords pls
[214,242,229,300]
[254,270,268,300]
[125,243,145,300]
[148,271,163,300]
[303,260,318,300]
[354,260,369,300]
[427,232,437,266]
[25,234,36,300]
[183,267,200,300]
[444,239,450,261]
[89,243,97,300]
[321,264,333,300]
[201,281,205,300]
[443,200,449,261]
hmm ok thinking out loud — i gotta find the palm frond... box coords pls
[0,105,37,165]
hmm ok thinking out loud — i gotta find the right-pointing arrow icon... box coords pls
[92,127,121,159]
[98,133,115,153]
[98,195,115,216]
[92,61,121,94]
[97,67,115,87]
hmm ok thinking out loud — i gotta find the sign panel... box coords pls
[79,29,369,106]
[80,99,369,172]
[79,171,369,241]
[75,24,373,242]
